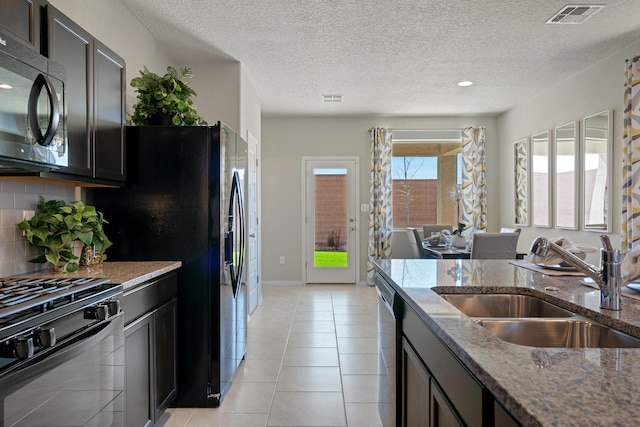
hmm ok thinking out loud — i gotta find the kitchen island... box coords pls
[372,258,640,427]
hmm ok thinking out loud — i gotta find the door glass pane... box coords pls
[314,168,348,268]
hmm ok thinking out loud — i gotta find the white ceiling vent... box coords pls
[321,94,344,103]
[546,5,605,24]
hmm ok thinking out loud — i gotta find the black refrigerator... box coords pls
[88,122,247,407]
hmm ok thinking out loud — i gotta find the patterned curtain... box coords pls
[367,128,393,284]
[460,127,487,231]
[623,55,640,250]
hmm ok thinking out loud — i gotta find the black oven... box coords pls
[0,278,123,427]
[0,29,67,171]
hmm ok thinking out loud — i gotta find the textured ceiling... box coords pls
[118,0,640,116]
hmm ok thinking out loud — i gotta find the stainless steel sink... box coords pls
[476,319,640,348]
[440,294,575,318]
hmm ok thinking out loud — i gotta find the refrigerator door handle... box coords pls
[228,171,245,297]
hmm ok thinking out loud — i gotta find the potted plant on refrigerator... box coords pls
[129,65,202,126]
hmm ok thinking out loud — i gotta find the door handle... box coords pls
[249,233,256,238]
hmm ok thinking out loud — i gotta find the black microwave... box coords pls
[0,30,67,171]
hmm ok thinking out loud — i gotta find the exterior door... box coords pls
[304,157,358,284]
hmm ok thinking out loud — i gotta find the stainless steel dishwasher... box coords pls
[375,271,401,427]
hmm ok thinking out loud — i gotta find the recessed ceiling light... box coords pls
[457,81,473,87]
[0,82,12,90]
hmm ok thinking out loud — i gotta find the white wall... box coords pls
[189,62,241,131]
[497,39,640,263]
[261,115,497,284]
[188,62,262,143]
[240,65,262,142]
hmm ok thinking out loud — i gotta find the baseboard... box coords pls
[262,280,304,286]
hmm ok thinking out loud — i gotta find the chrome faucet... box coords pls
[530,235,627,310]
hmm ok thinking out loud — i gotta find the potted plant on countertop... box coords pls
[129,65,202,126]
[18,197,112,272]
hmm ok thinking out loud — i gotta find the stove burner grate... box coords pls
[0,277,110,320]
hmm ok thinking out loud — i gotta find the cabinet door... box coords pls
[153,299,177,420]
[125,315,153,427]
[402,338,430,427]
[44,5,93,177]
[431,381,463,427]
[0,0,41,50]
[494,401,520,427]
[93,40,126,182]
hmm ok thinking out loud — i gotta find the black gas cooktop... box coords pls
[0,277,118,341]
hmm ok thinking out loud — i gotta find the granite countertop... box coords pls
[372,258,640,427]
[17,261,182,291]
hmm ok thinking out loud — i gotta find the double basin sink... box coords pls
[439,293,640,348]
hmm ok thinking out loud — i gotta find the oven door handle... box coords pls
[0,312,122,393]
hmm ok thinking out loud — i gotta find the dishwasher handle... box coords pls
[375,273,397,318]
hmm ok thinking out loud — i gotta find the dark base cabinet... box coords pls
[124,273,177,427]
[400,300,522,427]
[402,338,463,427]
[401,301,483,427]
[126,314,153,427]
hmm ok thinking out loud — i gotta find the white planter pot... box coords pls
[452,235,466,249]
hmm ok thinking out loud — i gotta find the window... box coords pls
[391,141,461,228]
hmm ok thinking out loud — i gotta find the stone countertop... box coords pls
[372,258,640,427]
[17,261,182,291]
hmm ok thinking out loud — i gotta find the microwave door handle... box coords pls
[28,73,60,146]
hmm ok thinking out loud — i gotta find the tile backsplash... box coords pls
[0,180,77,277]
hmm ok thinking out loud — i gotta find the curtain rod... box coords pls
[368,127,463,132]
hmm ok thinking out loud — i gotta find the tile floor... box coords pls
[157,284,390,427]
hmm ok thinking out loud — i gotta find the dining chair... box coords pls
[500,227,521,234]
[407,227,429,258]
[470,232,519,259]
[391,229,416,258]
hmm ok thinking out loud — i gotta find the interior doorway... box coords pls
[303,157,359,284]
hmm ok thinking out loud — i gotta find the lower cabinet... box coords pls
[402,338,463,427]
[124,273,177,427]
[401,301,487,427]
[400,299,524,426]
[125,314,152,427]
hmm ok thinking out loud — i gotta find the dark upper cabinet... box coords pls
[41,5,125,185]
[43,7,93,178]
[93,40,126,182]
[0,0,43,50]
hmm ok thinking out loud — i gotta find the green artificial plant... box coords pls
[18,197,112,272]
[452,222,468,236]
[129,66,201,126]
